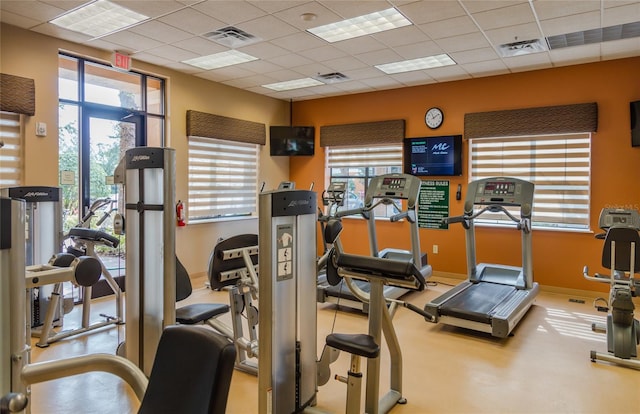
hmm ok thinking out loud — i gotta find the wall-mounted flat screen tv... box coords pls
[270,126,315,156]
[403,135,463,176]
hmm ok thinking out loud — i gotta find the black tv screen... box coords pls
[270,126,315,156]
[403,135,463,176]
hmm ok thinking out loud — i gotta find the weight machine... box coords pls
[583,208,640,370]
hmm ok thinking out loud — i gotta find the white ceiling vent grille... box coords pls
[315,72,349,84]
[547,21,640,50]
[497,38,547,57]
[204,26,260,48]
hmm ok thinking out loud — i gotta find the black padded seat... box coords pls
[326,333,380,359]
[176,303,230,325]
[69,227,120,248]
[138,325,236,414]
[336,251,426,290]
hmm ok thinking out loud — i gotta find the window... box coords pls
[0,111,23,187]
[327,144,402,217]
[187,136,259,222]
[469,133,591,231]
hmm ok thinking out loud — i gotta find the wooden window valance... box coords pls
[320,119,405,147]
[464,102,598,139]
[186,110,265,145]
[0,73,35,116]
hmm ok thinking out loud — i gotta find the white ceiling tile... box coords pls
[144,44,199,61]
[263,68,311,82]
[601,37,640,59]
[450,47,499,64]
[322,56,369,72]
[237,15,299,41]
[0,10,41,29]
[460,60,510,77]
[113,1,186,18]
[292,62,333,77]
[297,45,348,62]
[532,0,601,20]
[128,21,193,44]
[540,11,602,37]
[331,80,371,93]
[270,53,314,68]
[320,0,392,19]
[502,52,553,71]
[346,66,387,80]
[231,44,284,63]
[603,2,640,26]
[419,16,479,40]
[427,64,471,82]
[130,52,175,67]
[354,49,403,66]
[158,8,225,36]
[171,37,227,56]
[249,1,306,14]
[390,70,435,85]
[373,25,431,48]
[484,22,543,46]
[239,59,284,74]
[41,1,88,11]
[393,40,444,59]
[222,73,279,89]
[101,30,165,52]
[205,65,257,80]
[333,36,387,55]
[0,0,66,21]
[398,1,467,25]
[163,61,202,74]
[461,1,528,14]
[471,3,536,31]
[31,23,93,43]
[435,32,492,53]
[272,2,342,30]
[192,0,268,25]
[549,43,602,64]
[276,31,327,52]
[360,75,404,89]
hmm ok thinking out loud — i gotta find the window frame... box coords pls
[468,132,592,232]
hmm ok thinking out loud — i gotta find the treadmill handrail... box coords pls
[444,204,529,231]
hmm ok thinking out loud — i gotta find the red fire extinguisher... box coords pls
[176,200,186,227]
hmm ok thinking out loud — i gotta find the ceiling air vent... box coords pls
[497,38,546,57]
[315,72,349,84]
[547,21,640,50]
[204,26,260,48]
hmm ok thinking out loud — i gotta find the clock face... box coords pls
[425,107,443,129]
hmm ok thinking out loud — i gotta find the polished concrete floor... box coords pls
[27,276,640,414]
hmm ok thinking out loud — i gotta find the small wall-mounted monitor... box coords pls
[270,126,315,156]
[403,135,463,176]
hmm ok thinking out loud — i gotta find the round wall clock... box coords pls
[425,107,444,129]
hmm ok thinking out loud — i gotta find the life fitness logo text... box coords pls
[24,192,49,197]
[131,155,150,162]
[287,199,310,208]
[431,142,450,155]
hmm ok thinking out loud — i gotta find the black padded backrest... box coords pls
[208,234,258,290]
[324,219,343,245]
[602,227,640,272]
[138,325,236,414]
[175,256,192,302]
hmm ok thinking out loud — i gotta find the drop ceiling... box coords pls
[1,0,639,101]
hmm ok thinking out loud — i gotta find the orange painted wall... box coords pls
[290,57,640,292]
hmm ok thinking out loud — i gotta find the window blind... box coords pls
[326,144,402,168]
[469,133,591,230]
[187,136,258,221]
[0,111,23,187]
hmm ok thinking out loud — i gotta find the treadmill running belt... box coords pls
[440,282,517,324]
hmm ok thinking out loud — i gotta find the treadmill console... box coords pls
[471,178,533,207]
[598,208,640,230]
[366,173,422,207]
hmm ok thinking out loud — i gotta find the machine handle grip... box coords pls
[403,302,436,322]
[443,215,465,224]
[336,207,365,218]
[390,211,408,222]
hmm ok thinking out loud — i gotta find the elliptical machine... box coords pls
[583,208,640,370]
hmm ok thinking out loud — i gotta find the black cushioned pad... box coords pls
[439,282,516,324]
[335,252,425,290]
[326,333,380,359]
[69,227,119,248]
[176,303,230,325]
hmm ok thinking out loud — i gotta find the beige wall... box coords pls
[1,23,289,275]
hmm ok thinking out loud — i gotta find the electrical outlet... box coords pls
[36,122,47,137]
[433,245,438,254]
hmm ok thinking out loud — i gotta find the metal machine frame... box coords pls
[424,177,539,338]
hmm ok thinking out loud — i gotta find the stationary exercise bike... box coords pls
[583,208,640,370]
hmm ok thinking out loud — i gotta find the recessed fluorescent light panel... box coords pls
[307,7,411,43]
[182,50,258,70]
[50,0,148,37]
[262,78,324,91]
[375,54,456,74]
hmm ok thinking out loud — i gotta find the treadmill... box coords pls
[317,174,431,312]
[424,177,539,338]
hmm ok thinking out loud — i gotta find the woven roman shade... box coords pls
[464,103,598,139]
[320,119,405,147]
[0,73,35,116]
[186,110,265,145]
